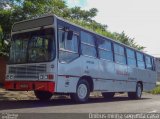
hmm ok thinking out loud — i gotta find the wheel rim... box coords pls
[137,85,142,98]
[77,84,88,99]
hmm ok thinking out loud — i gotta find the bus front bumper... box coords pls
[4,81,55,93]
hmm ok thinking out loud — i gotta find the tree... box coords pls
[113,32,145,50]
[0,25,9,56]
[0,0,144,56]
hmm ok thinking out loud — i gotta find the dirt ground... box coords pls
[0,87,36,101]
[0,86,103,101]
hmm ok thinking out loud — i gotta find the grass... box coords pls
[148,85,160,94]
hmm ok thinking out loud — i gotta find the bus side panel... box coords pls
[127,67,137,91]
[98,60,136,92]
[97,60,116,91]
[135,69,156,91]
[81,56,100,90]
[56,76,79,93]
[143,82,156,91]
[114,65,136,92]
[56,56,100,93]
[56,58,82,93]
[98,60,115,81]
[96,79,136,92]
[143,70,157,91]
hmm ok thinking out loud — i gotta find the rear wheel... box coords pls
[102,92,115,99]
[34,91,53,101]
[128,83,142,99]
[70,79,90,103]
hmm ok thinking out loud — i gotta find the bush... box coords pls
[0,26,9,57]
[148,85,160,94]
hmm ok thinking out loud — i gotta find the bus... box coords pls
[5,15,157,103]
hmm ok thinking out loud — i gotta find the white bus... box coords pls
[5,15,157,103]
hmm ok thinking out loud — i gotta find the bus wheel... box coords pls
[128,83,142,99]
[70,79,90,103]
[102,92,115,99]
[34,91,53,101]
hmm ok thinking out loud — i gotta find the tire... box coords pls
[128,83,142,99]
[34,91,53,101]
[102,92,115,99]
[70,79,90,103]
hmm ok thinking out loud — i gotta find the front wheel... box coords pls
[34,91,53,101]
[128,83,142,99]
[70,80,90,103]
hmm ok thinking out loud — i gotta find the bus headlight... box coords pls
[6,74,10,79]
[11,75,15,79]
[7,74,14,79]
[39,75,43,80]
[44,75,48,79]
[10,75,13,79]
[39,74,54,80]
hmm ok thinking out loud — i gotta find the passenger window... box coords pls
[114,44,126,64]
[145,56,152,70]
[137,52,144,61]
[114,44,124,55]
[81,44,97,57]
[99,50,113,61]
[58,27,79,63]
[127,49,135,58]
[98,39,113,61]
[81,31,95,45]
[126,49,136,67]
[151,58,155,71]
[98,39,111,50]
[59,30,78,52]
[136,52,145,69]
[81,31,97,57]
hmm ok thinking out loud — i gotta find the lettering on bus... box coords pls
[116,69,128,76]
[86,60,94,64]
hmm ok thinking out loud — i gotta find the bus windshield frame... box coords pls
[9,28,56,64]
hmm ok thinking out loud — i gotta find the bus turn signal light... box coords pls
[48,74,54,80]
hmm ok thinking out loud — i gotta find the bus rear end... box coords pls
[5,15,57,100]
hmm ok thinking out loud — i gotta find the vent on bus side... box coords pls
[8,64,46,79]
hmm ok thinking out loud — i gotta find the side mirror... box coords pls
[67,31,73,40]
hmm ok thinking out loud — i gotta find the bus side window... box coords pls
[151,58,155,71]
[58,27,79,63]
[114,44,126,64]
[136,52,145,69]
[126,48,136,67]
[145,56,152,70]
[81,31,97,57]
[98,38,113,61]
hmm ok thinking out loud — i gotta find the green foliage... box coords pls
[69,19,144,50]
[0,25,10,56]
[70,7,98,22]
[0,0,145,57]
[148,85,160,94]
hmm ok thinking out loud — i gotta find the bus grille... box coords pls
[8,64,46,79]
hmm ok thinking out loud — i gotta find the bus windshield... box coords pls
[9,28,55,64]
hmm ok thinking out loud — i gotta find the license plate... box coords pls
[20,84,28,88]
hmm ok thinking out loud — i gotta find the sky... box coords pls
[65,0,160,57]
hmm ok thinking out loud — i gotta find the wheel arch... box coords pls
[78,75,94,92]
[137,81,143,91]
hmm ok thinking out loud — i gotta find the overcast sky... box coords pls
[65,0,160,57]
